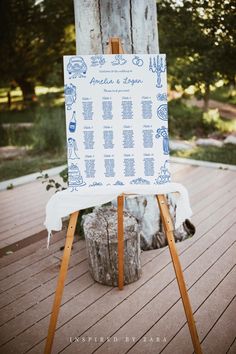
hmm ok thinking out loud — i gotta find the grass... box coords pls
[0,86,64,124]
[171,144,236,165]
[210,85,236,105]
[168,98,235,140]
[0,153,66,182]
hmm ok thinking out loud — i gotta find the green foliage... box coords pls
[0,125,34,147]
[171,144,236,165]
[59,167,68,183]
[32,107,66,153]
[169,98,235,139]
[0,108,37,124]
[210,85,236,105]
[0,153,66,182]
[157,0,236,103]
[0,0,75,100]
[169,99,211,139]
[37,169,67,192]
[0,124,8,146]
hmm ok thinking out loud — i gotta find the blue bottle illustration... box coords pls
[69,111,76,133]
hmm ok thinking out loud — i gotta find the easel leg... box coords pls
[117,195,124,290]
[44,211,79,354]
[156,195,202,354]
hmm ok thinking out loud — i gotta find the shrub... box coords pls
[168,99,221,139]
[0,124,34,147]
[33,107,66,153]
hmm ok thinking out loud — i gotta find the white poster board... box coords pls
[63,54,170,191]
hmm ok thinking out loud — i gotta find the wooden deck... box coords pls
[0,162,235,354]
[0,176,61,253]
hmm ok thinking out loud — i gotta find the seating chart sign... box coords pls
[63,54,170,191]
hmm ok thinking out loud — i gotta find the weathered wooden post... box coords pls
[73,0,159,54]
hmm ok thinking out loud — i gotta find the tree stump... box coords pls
[82,206,141,287]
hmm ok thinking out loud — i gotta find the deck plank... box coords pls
[14,207,236,354]
[161,265,236,354]
[0,162,235,354]
[201,296,236,354]
[57,225,236,354]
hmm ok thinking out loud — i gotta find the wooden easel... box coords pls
[44,38,202,354]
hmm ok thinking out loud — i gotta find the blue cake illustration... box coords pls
[68,163,86,190]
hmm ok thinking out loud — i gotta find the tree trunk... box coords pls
[203,82,210,112]
[82,206,141,286]
[18,79,36,103]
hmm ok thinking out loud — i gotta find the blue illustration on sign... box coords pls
[149,55,166,88]
[155,126,169,155]
[91,55,105,67]
[155,160,171,184]
[157,104,168,121]
[69,111,76,133]
[68,163,86,191]
[111,55,127,66]
[67,56,87,78]
[64,84,76,110]
[132,56,144,67]
[130,177,150,185]
[89,182,103,187]
[114,180,125,186]
[68,137,79,159]
[157,93,167,101]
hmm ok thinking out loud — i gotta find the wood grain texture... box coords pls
[74,0,102,54]
[131,0,159,53]
[44,211,79,354]
[157,195,202,354]
[73,0,158,54]
[83,206,141,287]
[0,165,235,354]
[100,0,132,53]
